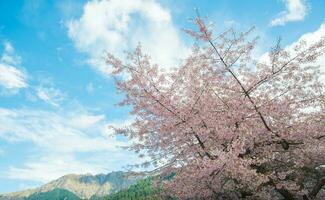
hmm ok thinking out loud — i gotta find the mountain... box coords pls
[1,171,147,200]
[26,188,81,200]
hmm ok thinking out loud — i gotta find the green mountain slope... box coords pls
[103,177,175,200]
[26,188,81,200]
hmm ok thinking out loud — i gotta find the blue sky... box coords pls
[0,0,324,193]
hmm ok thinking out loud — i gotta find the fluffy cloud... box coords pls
[285,23,325,83]
[67,0,188,75]
[0,42,28,93]
[260,23,325,83]
[270,0,308,26]
[259,23,325,84]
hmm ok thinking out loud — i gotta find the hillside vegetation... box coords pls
[104,177,166,200]
[26,188,81,200]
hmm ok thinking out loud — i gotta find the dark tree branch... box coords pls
[276,187,296,200]
[207,39,276,134]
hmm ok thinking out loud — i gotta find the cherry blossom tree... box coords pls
[106,16,325,199]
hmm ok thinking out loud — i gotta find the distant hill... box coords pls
[26,188,81,200]
[1,171,147,200]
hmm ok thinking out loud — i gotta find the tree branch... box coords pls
[207,39,275,134]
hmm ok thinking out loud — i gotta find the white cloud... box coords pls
[67,0,188,75]
[0,64,27,90]
[0,42,27,93]
[270,0,308,26]
[3,42,14,55]
[70,114,105,129]
[260,23,325,83]
[6,150,140,183]
[0,108,124,153]
[35,86,66,107]
[0,107,138,182]
[301,26,325,83]
[1,42,20,65]
[284,24,325,83]
[7,154,106,182]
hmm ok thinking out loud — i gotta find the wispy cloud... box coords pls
[0,42,28,94]
[0,107,138,182]
[67,0,189,75]
[0,108,124,152]
[35,86,66,107]
[70,113,105,129]
[7,154,106,183]
[270,0,308,27]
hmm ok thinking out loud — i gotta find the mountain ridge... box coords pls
[0,171,148,200]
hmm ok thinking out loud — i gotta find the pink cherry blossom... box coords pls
[106,16,325,199]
